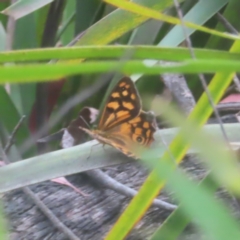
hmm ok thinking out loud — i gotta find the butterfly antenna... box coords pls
[79,116,91,129]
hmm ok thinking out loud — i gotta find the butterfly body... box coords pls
[80,77,157,158]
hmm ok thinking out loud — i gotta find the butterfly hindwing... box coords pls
[127,110,157,147]
[105,111,157,157]
[98,77,141,131]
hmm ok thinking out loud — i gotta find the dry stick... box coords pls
[1,130,80,240]
[233,75,240,93]
[60,121,176,210]
[159,8,197,175]
[217,102,240,111]
[86,169,177,211]
[21,187,80,240]
[160,63,196,115]
[173,0,229,143]
[4,115,26,153]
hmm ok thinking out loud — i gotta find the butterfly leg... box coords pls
[87,142,101,160]
[101,144,108,156]
[102,144,115,156]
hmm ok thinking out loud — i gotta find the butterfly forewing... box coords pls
[98,77,141,131]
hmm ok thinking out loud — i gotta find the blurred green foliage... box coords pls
[0,0,240,239]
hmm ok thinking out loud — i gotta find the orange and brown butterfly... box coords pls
[79,76,158,158]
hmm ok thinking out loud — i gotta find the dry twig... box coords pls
[4,115,26,153]
[86,169,177,210]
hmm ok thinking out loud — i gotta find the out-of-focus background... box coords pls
[1,0,240,240]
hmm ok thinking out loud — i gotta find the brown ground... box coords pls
[2,153,239,240]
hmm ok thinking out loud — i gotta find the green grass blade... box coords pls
[70,0,175,47]
[104,40,240,240]
[2,59,240,83]
[147,159,240,240]
[131,0,230,81]
[160,0,229,46]
[150,175,219,240]
[2,46,240,62]
[158,103,240,194]
[153,2,240,237]
[105,0,238,41]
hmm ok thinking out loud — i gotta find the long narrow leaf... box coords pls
[131,0,230,81]
[104,0,239,41]
[160,0,230,47]
[69,0,176,47]
[1,123,240,193]
[1,59,240,83]
[150,174,218,240]
[1,46,240,62]
[104,40,240,240]
[146,159,240,240]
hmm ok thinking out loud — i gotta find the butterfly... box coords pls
[79,77,158,158]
